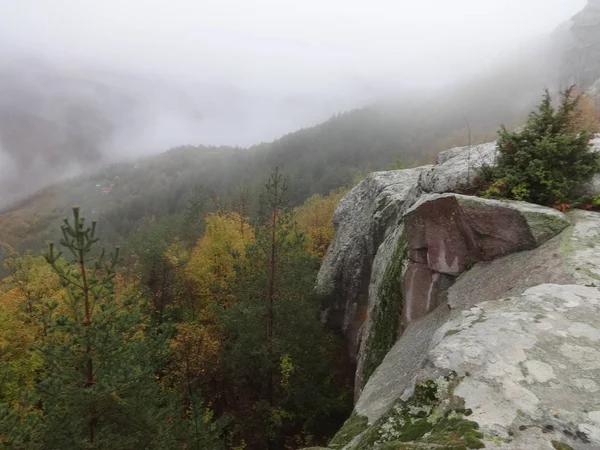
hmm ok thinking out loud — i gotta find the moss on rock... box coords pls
[329,412,369,449]
[520,208,570,246]
[551,441,574,450]
[361,231,408,386]
[351,372,485,450]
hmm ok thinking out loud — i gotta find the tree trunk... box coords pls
[79,244,95,443]
[266,207,277,450]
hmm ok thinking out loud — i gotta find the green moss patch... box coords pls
[444,329,460,337]
[551,441,574,450]
[328,412,369,449]
[520,209,570,246]
[352,372,485,450]
[361,231,408,385]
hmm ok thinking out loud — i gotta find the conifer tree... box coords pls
[482,87,600,206]
[0,207,222,449]
[217,170,351,449]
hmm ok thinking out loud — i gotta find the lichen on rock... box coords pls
[348,372,485,450]
[319,132,600,449]
[418,142,498,194]
[551,440,574,450]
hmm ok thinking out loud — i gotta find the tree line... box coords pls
[0,170,353,449]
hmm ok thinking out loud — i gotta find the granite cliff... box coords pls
[314,136,600,450]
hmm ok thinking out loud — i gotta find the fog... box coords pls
[2,0,585,91]
[0,0,588,207]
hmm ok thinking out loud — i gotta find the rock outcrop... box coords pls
[401,194,568,324]
[344,211,600,449]
[418,142,497,194]
[316,133,600,448]
[316,168,425,357]
[318,140,574,397]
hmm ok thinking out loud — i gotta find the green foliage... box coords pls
[124,215,189,322]
[0,252,63,404]
[361,232,408,386]
[480,87,600,206]
[2,173,354,449]
[0,208,222,449]
[551,440,574,450]
[387,156,405,170]
[353,373,484,450]
[216,170,352,449]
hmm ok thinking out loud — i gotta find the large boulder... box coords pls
[418,142,497,194]
[401,194,569,323]
[353,193,568,398]
[316,168,425,357]
[421,135,600,197]
[333,210,600,450]
[321,133,599,405]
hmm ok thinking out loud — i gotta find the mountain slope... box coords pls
[3,0,589,258]
[0,73,548,259]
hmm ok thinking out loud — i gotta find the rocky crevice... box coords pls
[316,168,426,359]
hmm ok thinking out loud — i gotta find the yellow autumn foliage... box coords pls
[0,254,64,403]
[295,188,347,259]
[572,92,600,133]
[168,319,223,388]
[186,212,254,306]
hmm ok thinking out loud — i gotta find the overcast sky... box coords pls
[0,0,591,206]
[0,0,587,93]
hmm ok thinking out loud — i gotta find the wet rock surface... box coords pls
[316,168,425,357]
[318,133,600,449]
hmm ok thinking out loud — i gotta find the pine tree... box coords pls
[481,87,600,206]
[0,207,222,449]
[217,170,352,449]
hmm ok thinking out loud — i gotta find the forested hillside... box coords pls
[2,86,599,449]
[0,68,545,262]
[0,172,354,449]
[2,1,599,448]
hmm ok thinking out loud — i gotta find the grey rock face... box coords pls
[421,135,600,197]
[401,193,569,324]
[353,223,406,397]
[316,168,425,357]
[438,284,600,448]
[348,210,600,449]
[353,284,600,449]
[577,135,600,197]
[352,193,568,399]
[418,141,497,194]
[321,133,600,430]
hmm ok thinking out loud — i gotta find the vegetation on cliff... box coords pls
[480,87,600,207]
